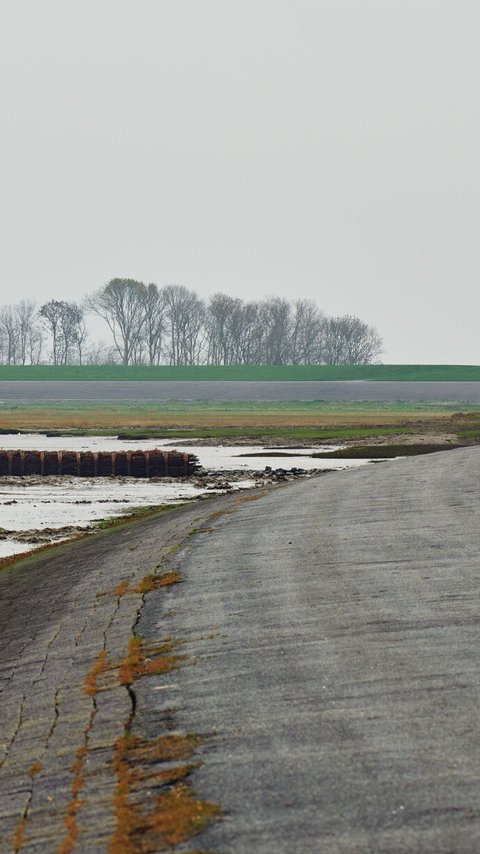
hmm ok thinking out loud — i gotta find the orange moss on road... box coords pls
[134,570,182,594]
[83,650,109,696]
[109,733,219,853]
[13,817,26,852]
[118,637,186,686]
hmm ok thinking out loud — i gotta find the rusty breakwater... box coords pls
[0,449,198,478]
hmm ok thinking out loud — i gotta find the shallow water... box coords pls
[0,434,365,472]
[0,540,40,558]
[0,434,378,560]
[0,477,226,531]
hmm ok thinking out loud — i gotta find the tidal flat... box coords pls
[0,434,375,560]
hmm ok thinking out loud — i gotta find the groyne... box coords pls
[0,449,198,478]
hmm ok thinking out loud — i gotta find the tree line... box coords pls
[0,279,383,366]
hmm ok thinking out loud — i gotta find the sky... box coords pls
[0,0,479,364]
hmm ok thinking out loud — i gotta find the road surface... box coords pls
[2,449,480,851]
[2,379,480,402]
[142,447,480,853]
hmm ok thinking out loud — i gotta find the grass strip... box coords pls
[312,443,467,459]
[2,364,480,381]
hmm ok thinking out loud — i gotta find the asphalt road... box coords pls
[138,447,480,853]
[2,379,480,402]
[2,449,480,852]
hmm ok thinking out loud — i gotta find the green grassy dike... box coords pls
[1,364,480,381]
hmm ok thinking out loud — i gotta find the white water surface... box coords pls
[0,540,39,558]
[0,433,366,472]
[0,477,240,531]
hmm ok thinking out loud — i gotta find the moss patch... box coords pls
[109,733,220,853]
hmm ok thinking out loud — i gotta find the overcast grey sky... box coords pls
[1,1,478,363]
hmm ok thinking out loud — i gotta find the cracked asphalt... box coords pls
[0,493,251,853]
[2,448,480,852]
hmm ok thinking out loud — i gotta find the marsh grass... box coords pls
[312,443,467,459]
[0,399,468,434]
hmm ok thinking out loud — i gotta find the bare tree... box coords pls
[86,279,148,366]
[322,315,382,365]
[0,306,19,364]
[260,297,292,365]
[85,340,119,365]
[343,316,382,365]
[60,303,85,364]
[235,301,264,365]
[205,295,322,366]
[162,285,206,365]
[39,300,65,365]
[142,283,166,365]
[68,306,88,364]
[206,293,244,365]
[28,327,44,365]
[182,293,206,364]
[291,299,324,365]
[5,283,383,367]
[39,300,85,365]
[15,301,39,365]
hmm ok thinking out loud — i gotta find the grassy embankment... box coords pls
[1,364,480,381]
